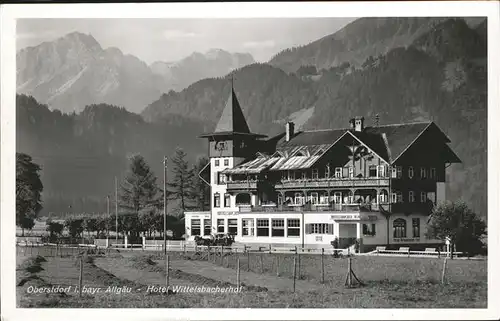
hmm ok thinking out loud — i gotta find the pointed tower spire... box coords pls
[213,78,251,134]
[199,76,266,139]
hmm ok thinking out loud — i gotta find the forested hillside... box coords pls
[16,95,207,216]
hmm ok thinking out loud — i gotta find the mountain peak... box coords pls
[61,31,101,50]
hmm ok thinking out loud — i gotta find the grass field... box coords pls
[16,247,487,308]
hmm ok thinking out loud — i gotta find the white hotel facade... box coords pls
[184,86,460,252]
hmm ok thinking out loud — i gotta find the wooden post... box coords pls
[260,252,264,273]
[297,251,301,279]
[236,258,241,288]
[293,256,297,292]
[276,255,280,277]
[247,250,250,272]
[220,246,224,265]
[441,257,448,284]
[78,256,83,297]
[269,244,272,254]
[208,247,211,261]
[166,255,170,289]
[183,243,187,255]
[349,257,353,287]
[408,248,411,258]
[321,248,325,284]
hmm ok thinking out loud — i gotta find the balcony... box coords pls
[239,202,388,213]
[276,177,389,189]
[226,180,258,191]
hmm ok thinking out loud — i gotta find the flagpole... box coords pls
[115,176,118,243]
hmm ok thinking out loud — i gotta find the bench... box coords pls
[424,248,436,252]
[375,246,386,251]
[399,247,410,252]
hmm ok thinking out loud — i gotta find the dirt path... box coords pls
[165,259,325,292]
[94,257,196,288]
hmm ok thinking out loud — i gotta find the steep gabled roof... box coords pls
[272,121,459,165]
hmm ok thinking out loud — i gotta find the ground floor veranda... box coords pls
[184,210,444,253]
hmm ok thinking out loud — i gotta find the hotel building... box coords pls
[184,86,461,252]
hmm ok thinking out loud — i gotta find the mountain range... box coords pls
[16,17,487,219]
[16,32,255,114]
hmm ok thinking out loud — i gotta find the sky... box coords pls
[16,18,355,64]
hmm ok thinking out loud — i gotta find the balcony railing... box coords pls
[239,202,389,213]
[226,180,258,190]
[276,177,390,189]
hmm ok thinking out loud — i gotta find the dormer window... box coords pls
[224,159,229,166]
[335,167,342,178]
[430,168,436,179]
[325,164,330,178]
[420,167,427,179]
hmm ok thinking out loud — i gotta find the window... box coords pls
[409,191,415,203]
[420,191,427,203]
[325,164,330,178]
[369,165,377,177]
[294,193,304,205]
[217,219,225,233]
[287,219,300,237]
[335,167,342,178]
[362,223,376,236]
[242,219,254,236]
[408,166,414,179]
[391,167,397,178]
[228,219,238,235]
[224,193,231,207]
[392,192,402,203]
[215,159,220,167]
[282,171,287,181]
[213,193,220,207]
[257,219,270,237]
[309,192,319,204]
[203,219,212,236]
[393,218,407,238]
[379,165,386,177]
[412,218,420,238]
[334,192,342,204]
[301,171,307,180]
[191,219,201,236]
[218,173,227,184]
[306,223,333,234]
[224,159,229,166]
[311,168,319,179]
[288,170,295,181]
[271,219,285,237]
[349,166,354,178]
[430,168,436,179]
[397,166,402,178]
[420,167,427,179]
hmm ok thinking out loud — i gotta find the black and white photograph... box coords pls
[1,1,499,320]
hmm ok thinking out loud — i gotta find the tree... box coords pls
[46,220,64,242]
[168,148,195,213]
[426,201,486,257]
[64,217,84,239]
[191,156,210,211]
[16,153,43,236]
[120,154,161,219]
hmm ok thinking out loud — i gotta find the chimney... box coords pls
[285,121,295,142]
[349,116,365,132]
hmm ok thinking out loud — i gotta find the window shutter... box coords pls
[328,224,334,234]
[372,224,376,236]
[305,224,311,234]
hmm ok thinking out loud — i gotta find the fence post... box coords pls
[293,256,297,293]
[166,255,170,290]
[347,257,352,287]
[260,252,264,273]
[78,256,83,297]
[441,257,448,284]
[321,248,325,284]
[276,255,280,277]
[247,249,250,272]
[269,244,272,254]
[408,248,410,258]
[220,246,224,265]
[297,250,301,279]
[208,246,211,261]
[236,258,241,288]
[183,243,187,255]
